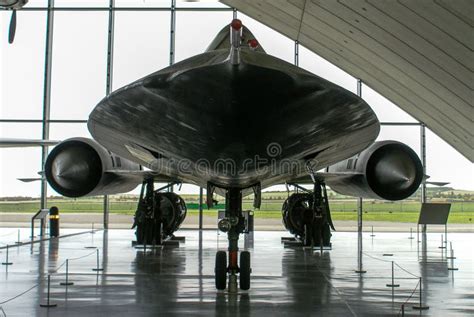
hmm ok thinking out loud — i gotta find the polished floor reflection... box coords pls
[0,229,473,316]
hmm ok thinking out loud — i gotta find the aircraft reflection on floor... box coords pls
[282,251,336,314]
[0,229,472,316]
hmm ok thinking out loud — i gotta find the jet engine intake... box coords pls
[45,137,142,197]
[326,141,423,200]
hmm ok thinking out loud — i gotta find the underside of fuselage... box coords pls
[88,25,380,192]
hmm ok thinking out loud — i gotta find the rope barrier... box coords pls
[0,281,41,305]
[362,249,423,315]
[0,249,100,306]
[50,260,67,274]
[362,251,420,278]
[397,279,420,316]
[67,249,98,262]
[362,251,393,263]
[393,262,420,279]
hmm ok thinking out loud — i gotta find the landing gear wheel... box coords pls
[304,223,311,246]
[215,251,227,290]
[239,251,251,290]
[322,222,332,246]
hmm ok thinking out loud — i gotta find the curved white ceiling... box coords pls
[222,0,473,161]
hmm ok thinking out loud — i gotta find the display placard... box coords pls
[417,203,451,225]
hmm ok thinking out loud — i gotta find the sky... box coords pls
[0,0,473,198]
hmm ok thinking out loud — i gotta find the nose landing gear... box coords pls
[214,188,252,291]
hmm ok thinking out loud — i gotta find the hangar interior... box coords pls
[1,0,473,316]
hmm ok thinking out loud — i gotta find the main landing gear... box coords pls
[215,188,251,291]
[132,179,187,246]
[282,180,335,248]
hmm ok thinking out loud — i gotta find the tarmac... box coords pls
[0,212,473,232]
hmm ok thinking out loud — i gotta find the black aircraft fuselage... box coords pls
[88,26,379,192]
[42,20,424,292]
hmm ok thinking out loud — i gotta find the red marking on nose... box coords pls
[248,39,259,48]
[231,19,242,30]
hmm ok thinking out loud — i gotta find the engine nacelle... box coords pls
[326,141,423,200]
[45,137,142,197]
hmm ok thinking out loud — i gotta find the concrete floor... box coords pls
[0,229,473,316]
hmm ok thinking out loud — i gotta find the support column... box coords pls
[294,40,299,66]
[355,79,365,273]
[169,0,176,66]
[103,0,115,230]
[420,123,427,233]
[199,187,203,230]
[40,0,55,210]
[356,79,363,234]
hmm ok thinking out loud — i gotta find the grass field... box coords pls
[0,199,473,224]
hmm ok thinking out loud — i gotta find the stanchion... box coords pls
[438,234,446,249]
[40,275,57,308]
[85,226,97,249]
[413,277,429,310]
[370,226,375,237]
[408,228,414,240]
[386,261,400,288]
[2,245,13,265]
[92,249,103,272]
[401,304,405,316]
[60,259,74,286]
[354,259,366,273]
[448,247,458,271]
[447,242,456,260]
[15,229,21,245]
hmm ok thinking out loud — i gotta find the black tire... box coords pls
[322,222,332,247]
[304,223,312,246]
[312,221,321,247]
[240,251,251,290]
[215,251,227,290]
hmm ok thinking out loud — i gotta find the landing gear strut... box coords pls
[282,181,334,248]
[215,188,251,291]
[132,179,187,245]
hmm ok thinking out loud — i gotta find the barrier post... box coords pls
[448,247,458,271]
[370,226,375,237]
[60,259,74,286]
[15,229,21,245]
[438,234,446,249]
[40,275,57,308]
[413,277,429,310]
[386,261,400,288]
[92,249,103,272]
[447,242,456,260]
[2,245,13,265]
[408,228,414,240]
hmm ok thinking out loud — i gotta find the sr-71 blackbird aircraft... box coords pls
[15,19,425,291]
